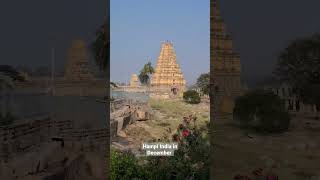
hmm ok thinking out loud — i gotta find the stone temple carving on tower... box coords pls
[211,0,242,115]
[64,39,93,81]
[150,41,186,98]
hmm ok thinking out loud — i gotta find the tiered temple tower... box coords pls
[211,0,242,115]
[64,40,93,81]
[151,41,186,97]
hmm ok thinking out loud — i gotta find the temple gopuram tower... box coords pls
[64,40,93,81]
[211,0,242,116]
[150,41,186,98]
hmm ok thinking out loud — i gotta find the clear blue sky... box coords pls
[110,0,209,86]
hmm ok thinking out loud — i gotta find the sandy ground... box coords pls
[212,115,320,180]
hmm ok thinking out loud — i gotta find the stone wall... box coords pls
[0,116,108,160]
[58,128,108,152]
[0,117,69,158]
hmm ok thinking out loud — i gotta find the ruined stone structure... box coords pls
[64,40,93,81]
[211,0,242,116]
[0,117,108,179]
[264,83,320,116]
[150,41,186,98]
[110,99,151,138]
[130,74,139,87]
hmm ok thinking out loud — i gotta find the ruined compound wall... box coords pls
[58,128,108,152]
[0,117,108,160]
[0,117,72,160]
[0,118,73,159]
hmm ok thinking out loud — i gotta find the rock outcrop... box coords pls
[110,101,151,137]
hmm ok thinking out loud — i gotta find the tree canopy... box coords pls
[92,21,108,75]
[183,90,201,104]
[274,34,320,106]
[196,73,210,95]
[138,62,154,85]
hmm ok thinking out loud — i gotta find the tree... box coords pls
[274,34,320,107]
[92,19,117,89]
[138,62,154,85]
[196,73,210,95]
[92,22,108,74]
[183,90,201,104]
[233,90,291,133]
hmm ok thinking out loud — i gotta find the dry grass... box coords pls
[148,99,209,133]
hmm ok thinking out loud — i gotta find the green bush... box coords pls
[111,149,149,180]
[183,90,201,104]
[233,89,291,133]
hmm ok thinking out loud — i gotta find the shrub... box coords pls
[111,149,149,180]
[233,89,291,133]
[183,90,201,104]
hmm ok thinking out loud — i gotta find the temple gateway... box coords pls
[150,41,186,98]
[64,40,93,81]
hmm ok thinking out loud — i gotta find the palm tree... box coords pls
[138,62,154,86]
[92,22,108,74]
[92,16,118,91]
